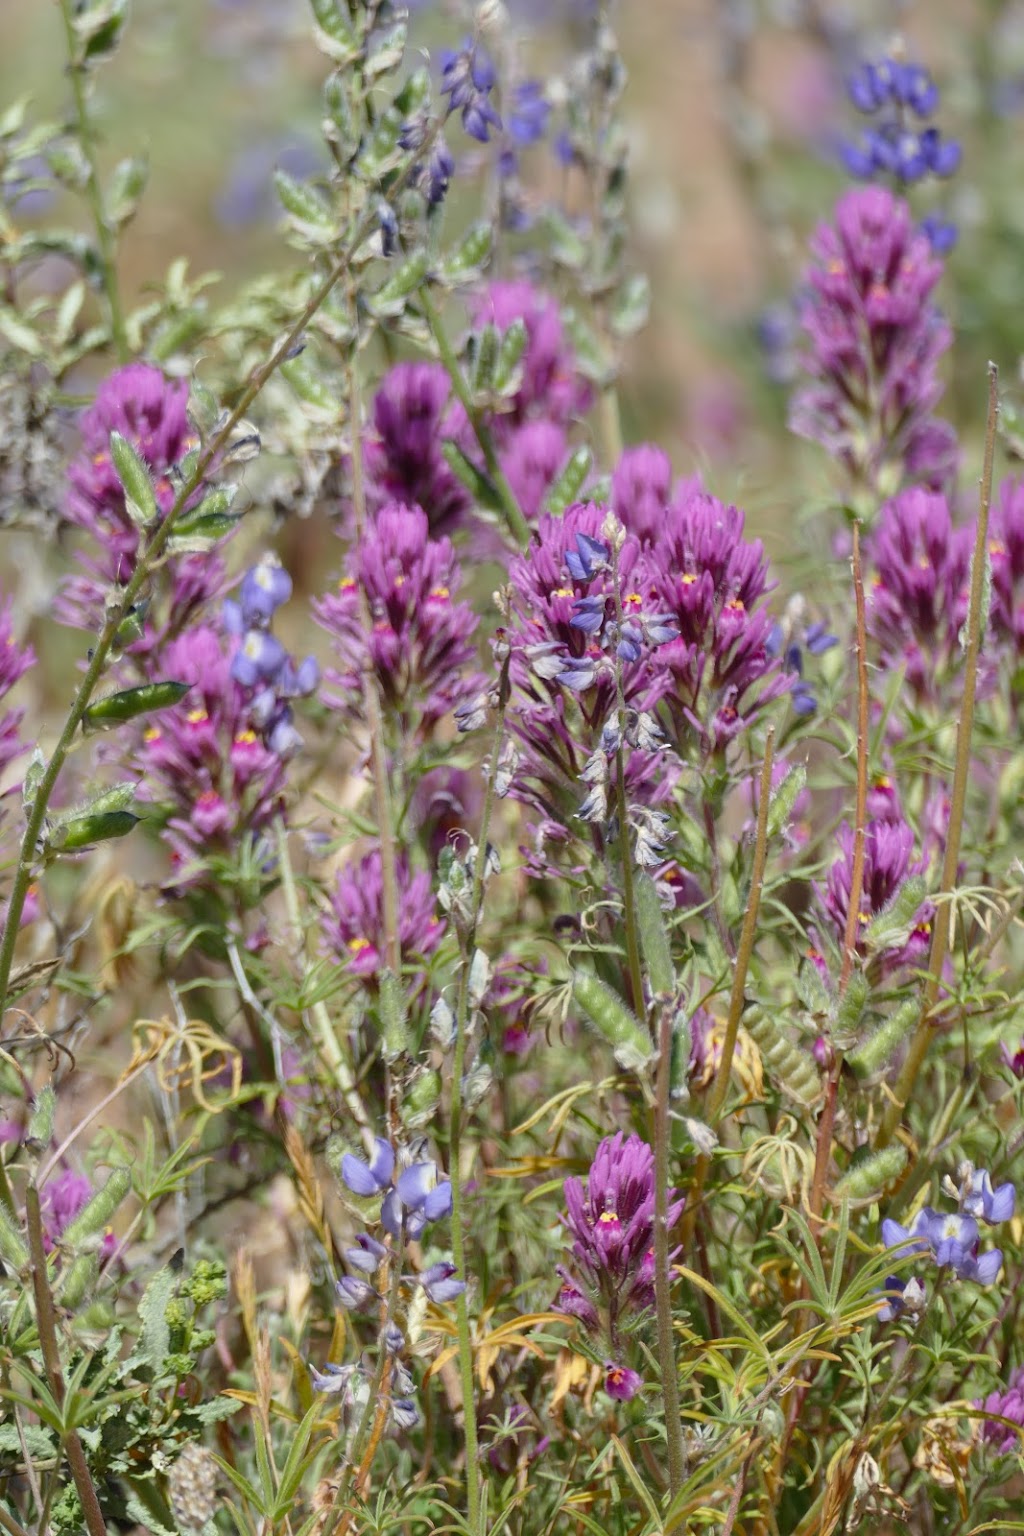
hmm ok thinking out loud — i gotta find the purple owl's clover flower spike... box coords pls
[820,817,933,973]
[0,596,35,782]
[322,848,445,988]
[790,187,958,497]
[1000,1036,1024,1078]
[976,1366,1024,1453]
[342,1137,395,1197]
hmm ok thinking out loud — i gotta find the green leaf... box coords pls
[468,323,500,396]
[132,1265,177,1377]
[308,0,358,63]
[440,441,503,513]
[370,249,429,317]
[109,430,159,526]
[107,155,148,226]
[610,273,650,337]
[493,318,528,395]
[274,171,335,239]
[767,764,807,840]
[441,223,492,284]
[281,356,336,415]
[0,1202,28,1270]
[82,680,190,733]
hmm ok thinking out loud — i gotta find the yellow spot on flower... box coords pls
[143,727,161,743]
[990,539,1007,557]
[339,577,356,590]
[186,708,208,725]
[681,573,698,586]
[597,1210,620,1226]
[92,451,108,467]
[394,574,406,588]
[429,585,450,600]
[234,730,257,746]
[552,586,574,599]
[624,592,643,608]
[348,936,371,954]
[725,597,745,612]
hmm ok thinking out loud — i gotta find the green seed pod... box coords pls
[47,810,138,853]
[83,680,191,732]
[767,764,807,840]
[836,1143,908,1201]
[109,430,158,525]
[744,1007,820,1106]
[847,998,919,1076]
[28,1084,56,1145]
[403,1069,442,1129]
[378,969,409,1064]
[863,877,929,954]
[544,446,592,515]
[60,1166,131,1250]
[60,1253,98,1310]
[833,971,869,1049]
[635,871,674,996]
[572,971,653,1074]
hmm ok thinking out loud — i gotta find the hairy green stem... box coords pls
[0,199,395,1021]
[653,1000,684,1498]
[419,288,531,549]
[26,1187,108,1536]
[449,666,509,1536]
[57,0,128,361]
[876,363,999,1149]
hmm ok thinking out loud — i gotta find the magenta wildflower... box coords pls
[557,1132,683,1344]
[634,485,789,753]
[498,419,569,524]
[1000,1036,1024,1078]
[364,363,472,539]
[790,186,957,496]
[60,363,223,635]
[315,503,484,740]
[322,848,444,984]
[865,487,971,699]
[133,623,288,875]
[820,817,933,972]
[987,477,1024,669]
[611,444,673,549]
[977,1366,1024,1453]
[603,1363,643,1403]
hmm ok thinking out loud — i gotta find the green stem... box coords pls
[0,196,397,1022]
[419,289,531,549]
[876,363,998,1149]
[609,546,646,1017]
[449,667,509,1536]
[653,1000,684,1499]
[57,0,128,361]
[26,1187,108,1536]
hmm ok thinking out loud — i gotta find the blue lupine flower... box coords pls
[345,1233,387,1273]
[381,1163,454,1239]
[424,138,455,208]
[919,213,958,254]
[441,41,502,144]
[570,595,607,633]
[564,532,611,582]
[508,80,550,148]
[342,1137,395,1197]
[336,1274,376,1309]
[882,1207,1003,1283]
[419,1260,467,1303]
[877,1274,926,1323]
[962,1169,1016,1226]
[239,558,292,624]
[230,629,287,688]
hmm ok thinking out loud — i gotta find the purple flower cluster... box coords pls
[440,39,502,144]
[60,364,224,637]
[315,503,484,741]
[557,1131,683,1399]
[321,847,445,986]
[977,1366,1024,1453]
[364,363,472,541]
[820,816,933,973]
[864,487,971,700]
[134,622,290,874]
[472,281,591,438]
[988,478,1024,667]
[881,1165,1013,1290]
[222,557,319,756]
[0,596,34,784]
[790,187,958,498]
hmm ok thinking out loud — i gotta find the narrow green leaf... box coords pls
[440,440,503,513]
[60,1166,130,1249]
[28,1085,56,1145]
[378,969,409,1063]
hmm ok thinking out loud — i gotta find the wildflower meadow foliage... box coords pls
[4,5,1024,1534]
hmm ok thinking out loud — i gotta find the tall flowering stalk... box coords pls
[790,186,957,506]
